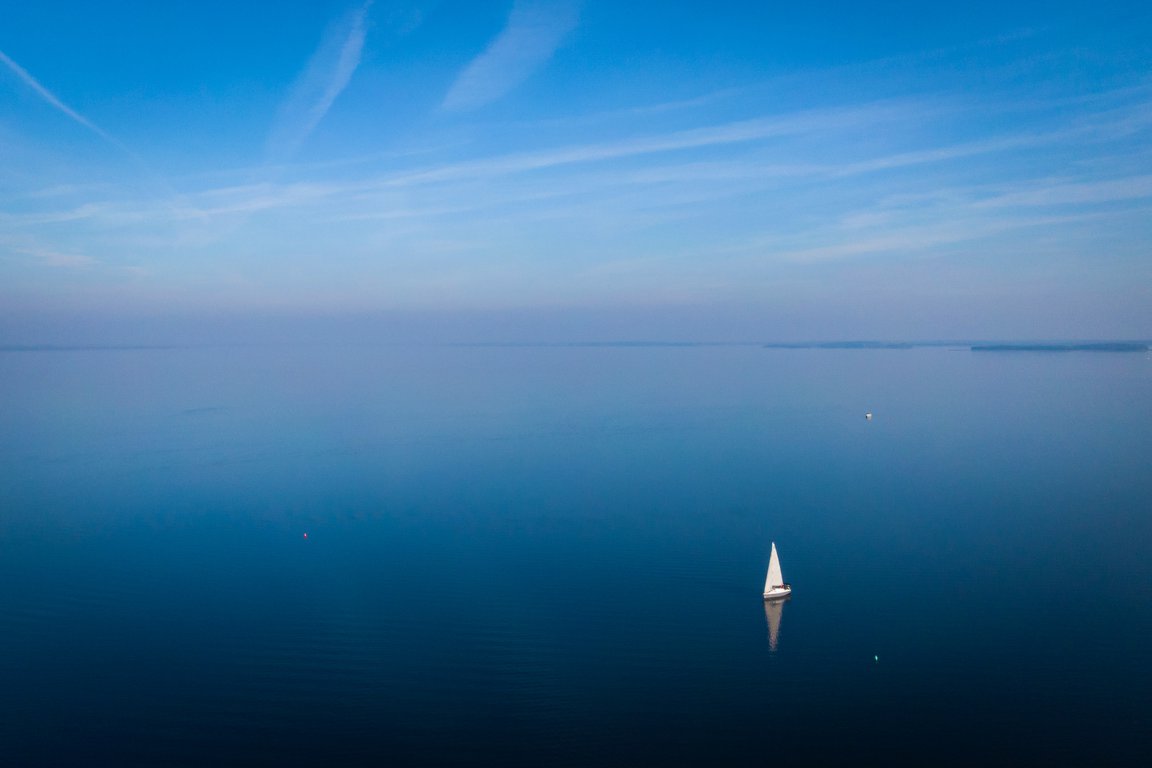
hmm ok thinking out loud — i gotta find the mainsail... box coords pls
[764,542,784,592]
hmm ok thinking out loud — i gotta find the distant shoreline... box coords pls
[969,343,1149,353]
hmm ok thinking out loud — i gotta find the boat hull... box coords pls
[763,586,792,600]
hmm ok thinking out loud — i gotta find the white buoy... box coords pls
[865,412,873,420]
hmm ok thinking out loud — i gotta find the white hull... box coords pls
[763,586,791,600]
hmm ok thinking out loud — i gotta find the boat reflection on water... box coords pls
[763,597,790,652]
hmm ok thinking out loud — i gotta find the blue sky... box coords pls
[1,0,1150,342]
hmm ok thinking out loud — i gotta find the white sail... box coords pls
[764,541,784,593]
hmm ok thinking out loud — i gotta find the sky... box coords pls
[1,0,1150,343]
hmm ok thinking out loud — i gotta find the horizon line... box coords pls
[2,339,1148,352]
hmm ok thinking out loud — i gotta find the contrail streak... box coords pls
[0,47,127,151]
[266,1,371,160]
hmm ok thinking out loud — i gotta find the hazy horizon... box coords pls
[3,307,1152,348]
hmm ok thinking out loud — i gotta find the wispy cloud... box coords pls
[442,0,579,111]
[8,76,1150,309]
[0,203,109,227]
[16,246,96,268]
[0,48,127,152]
[771,208,1141,264]
[397,101,912,184]
[972,174,1152,208]
[266,2,373,159]
[4,97,1129,234]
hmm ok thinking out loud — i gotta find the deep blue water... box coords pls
[2,345,1150,766]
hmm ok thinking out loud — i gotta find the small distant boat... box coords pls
[865,412,873,420]
[763,542,792,600]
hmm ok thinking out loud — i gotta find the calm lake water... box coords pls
[2,345,1150,766]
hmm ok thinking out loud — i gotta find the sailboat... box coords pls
[763,542,791,600]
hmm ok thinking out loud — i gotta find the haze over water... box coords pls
[2,344,1149,766]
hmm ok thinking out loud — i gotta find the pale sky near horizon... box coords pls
[1,1,1150,342]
